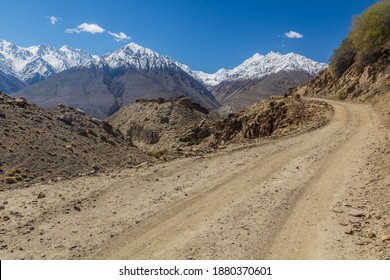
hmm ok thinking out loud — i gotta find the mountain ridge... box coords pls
[12,42,220,118]
[2,40,326,117]
[0,39,93,85]
[1,39,327,91]
[178,52,327,87]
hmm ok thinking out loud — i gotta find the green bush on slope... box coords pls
[330,0,390,77]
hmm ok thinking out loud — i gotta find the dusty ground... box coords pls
[0,99,389,260]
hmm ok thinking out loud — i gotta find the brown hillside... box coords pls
[0,92,151,190]
[293,46,390,127]
[212,94,333,145]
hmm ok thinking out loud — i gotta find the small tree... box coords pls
[329,0,390,77]
[329,38,356,78]
[350,0,390,69]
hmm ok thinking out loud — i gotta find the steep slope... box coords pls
[14,43,219,118]
[179,52,327,110]
[0,40,93,91]
[0,92,150,190]
[293,46,390,127]
[0,70,26,93]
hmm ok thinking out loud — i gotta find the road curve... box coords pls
[95,99,377,260]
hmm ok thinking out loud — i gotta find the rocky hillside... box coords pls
[108,96,219,157]
[293,48,390,127]
[293,0,390,127]
[212,94,333,145]
[0,92,150,190]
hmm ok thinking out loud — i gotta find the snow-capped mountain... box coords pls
[102,43,179,71]
[14,42,219,118]
[3,39,327,116]
[0,40,93,84]
[175,52,328,112]
[179,52,327,87]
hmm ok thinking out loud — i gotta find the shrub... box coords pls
[329,38,356,78]
[147,149,167,159]
[350,1,390,70]
[329,0,390,77]
[337,90,349,100]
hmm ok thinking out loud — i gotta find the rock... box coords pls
[3,216,10,221]
[86,128,97,137]
[75,109,85,115]
[92,165,100,172]
[0,111,5,118]
[89,118,101,125]
[354,240,364,246]
[15,97,27,107]
[349,209,365,217]
[159,117,169,124]
[74,205,81,212]
[344,226,354,235]
[381,234,390,242]
[57,114,74,125]
[37,192,46,199]
[4,177,17,184]
[101,121,114,133]
[76,128,88,137]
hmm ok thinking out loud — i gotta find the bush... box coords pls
[350,0,390,69]
[337,90,349,100]
[329,38,356,78]
[147,149,167,159]
[329,0,390,77]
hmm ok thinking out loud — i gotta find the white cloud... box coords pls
[108,31,131,42]
[65,23,105,34]
[46,16,60,25]
[284,31,303,39]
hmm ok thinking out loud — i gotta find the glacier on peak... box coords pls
[102,42,178,71]
[0,40,93,83]
[178,52,327,87]
[0,39,327,91]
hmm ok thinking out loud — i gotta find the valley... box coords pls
[0,99,388,260]
[1,0,389,261]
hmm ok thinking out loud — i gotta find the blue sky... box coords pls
[0,0,380,73]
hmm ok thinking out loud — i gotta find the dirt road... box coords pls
[1,99,388,259]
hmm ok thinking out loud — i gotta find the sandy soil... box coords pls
[0,99,389,260]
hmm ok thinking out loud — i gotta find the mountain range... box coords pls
[0,40,93,91]
[0,39,327,118]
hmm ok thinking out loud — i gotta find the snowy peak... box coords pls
[0,39,327,92]
[0,40,93,83]
[180,52,327,87]
[103,43,178,70]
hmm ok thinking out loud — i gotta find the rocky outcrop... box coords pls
[212,95,333,145]
[109,96,217,155]
[293,48,390,101]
